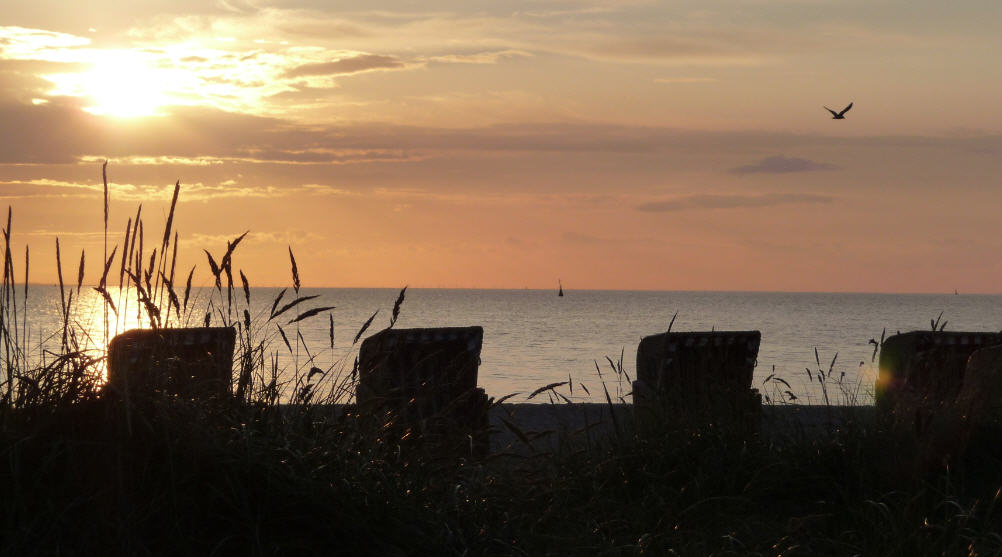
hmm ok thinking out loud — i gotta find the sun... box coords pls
[55,50,172,118]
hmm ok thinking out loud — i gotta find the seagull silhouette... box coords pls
[825,102,853,119]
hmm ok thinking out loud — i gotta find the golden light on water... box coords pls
[70,288,154,382]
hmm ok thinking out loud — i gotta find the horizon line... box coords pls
[23,283,998,297]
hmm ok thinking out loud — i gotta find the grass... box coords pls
[1,166,1002,555]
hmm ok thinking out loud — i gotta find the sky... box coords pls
[1,0,1001,292]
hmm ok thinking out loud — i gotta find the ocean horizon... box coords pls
[16,285,1002,406]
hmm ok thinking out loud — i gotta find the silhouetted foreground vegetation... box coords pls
[6,396,1002,555]
[1,169,1002,555]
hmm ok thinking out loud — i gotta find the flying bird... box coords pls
[825,102,853,119]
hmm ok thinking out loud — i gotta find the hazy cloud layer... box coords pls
[637,193,834,212]
[3,99,1001,173]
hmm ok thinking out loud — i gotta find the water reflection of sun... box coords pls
[73,288,152,382]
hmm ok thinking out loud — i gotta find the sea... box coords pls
[16,286,1002,405]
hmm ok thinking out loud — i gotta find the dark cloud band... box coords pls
[637,193,834,212]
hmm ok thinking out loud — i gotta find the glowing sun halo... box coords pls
[67,50,171,117]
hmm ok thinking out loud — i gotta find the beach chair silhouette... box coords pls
[357,326,489,458]
[633,330,761,427]
[107,327,236,401]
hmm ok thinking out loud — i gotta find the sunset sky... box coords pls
[2,1,1001,292]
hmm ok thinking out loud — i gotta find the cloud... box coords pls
[18,229,104,238]
[79,150,420,166]
[78,155,223,166]
[188,230,325,247]
[729,155,838,174]
[0,176,302,202]
[0,178,100,191]
[637,193,834,212]
[427,49,532,65]
[283,54,404,78]
[0,177,182,201]
[265,84,343,103]
[0,26,90,58]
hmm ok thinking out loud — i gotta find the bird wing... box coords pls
[824,106,838,116]
[838,102,853,116]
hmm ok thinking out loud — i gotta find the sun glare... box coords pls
[84,51,170,117]
[49,50,171,118]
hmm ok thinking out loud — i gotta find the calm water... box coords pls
[20,286,1002,404]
